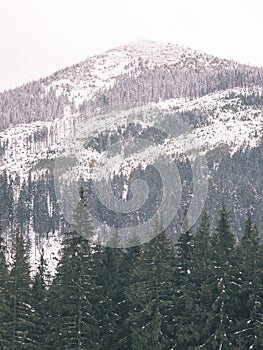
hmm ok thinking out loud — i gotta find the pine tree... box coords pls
[119,235,141,349]
[212,204,236,266]
[91,237,128,349]
[171,226,200,349]
[7,229,36,349]
[235,215,263,349]
[47,230,100,349]
[73,185,95,241]
[192,211,211,271]
[172,212,213,349]
[128,228,174,349]
[31,250,50,349]
[0,226,10,349]
[80,230,141,350]
[202,205,239,349]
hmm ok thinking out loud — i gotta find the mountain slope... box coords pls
[0,40,262,267]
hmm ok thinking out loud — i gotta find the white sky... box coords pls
[0,0,262,92]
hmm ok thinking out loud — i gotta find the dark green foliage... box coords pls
[31,250,50,349]
[7,229,36,349]
[0,207,262,349]
[202,205,240,349]
[47,231,100,349]
[90,230,133,350]
[235,216,263,349]
[0,227,10,349]
[211,204,236,265]
[172,212,212,349]
[128,229,174,350]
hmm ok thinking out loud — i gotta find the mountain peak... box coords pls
[104,39,239,72]
[119,39,182,50]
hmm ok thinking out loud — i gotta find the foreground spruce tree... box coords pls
[7,229,36,349]
[47,230,100,349]
[120,233,142,349]
[91,234,129,350]
[128,227,174,350]
[172,212,213,349]
[45,185,100,349]
[236,215,263,349]
[171,226,199,349]
[0,227,10,349]
[202,204,239,349]
[31,250,50,349]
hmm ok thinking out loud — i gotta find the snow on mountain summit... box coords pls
[40,40,243,108]
[1,39,263,272]
[0,39,262,178]
[117,39,240,71]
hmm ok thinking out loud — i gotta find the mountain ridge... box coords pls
[0,39,262,269]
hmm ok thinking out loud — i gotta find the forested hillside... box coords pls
[0,42,262,345]
[0,206,262,349]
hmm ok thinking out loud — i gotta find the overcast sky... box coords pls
[0,0,262,92]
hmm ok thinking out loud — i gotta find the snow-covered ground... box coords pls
[43,40,241,108]
[1,40,262,272]
[1,87,262,181]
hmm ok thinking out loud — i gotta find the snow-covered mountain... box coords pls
[0,40,262,269]
[1,40,262,174]
[1,86,262,176]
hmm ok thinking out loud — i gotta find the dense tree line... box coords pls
[0,135,262,245]
[0,205,262,349]
[87,63,263,114]
[1,47,263,133]
[0,82,69,132]
[0,171,61,242]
